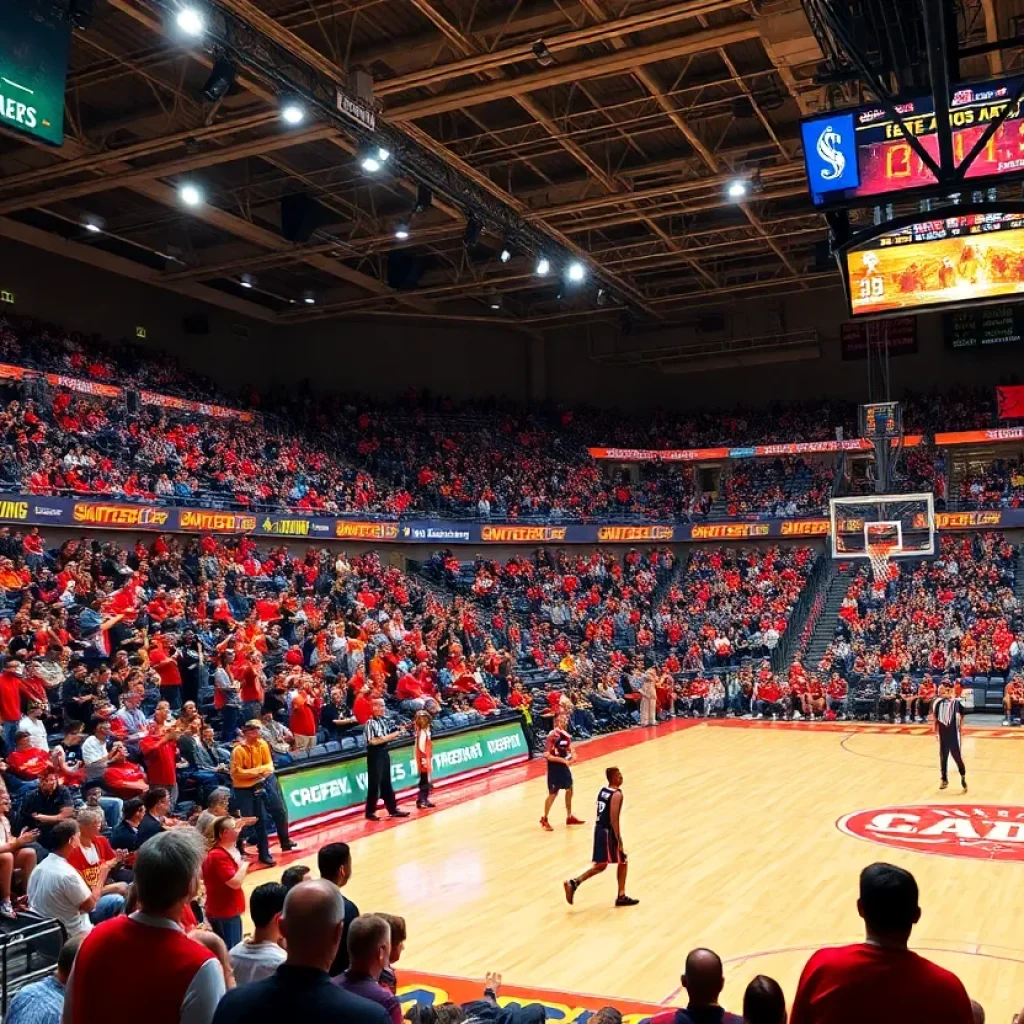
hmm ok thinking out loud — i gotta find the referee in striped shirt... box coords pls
[365,699,412,821]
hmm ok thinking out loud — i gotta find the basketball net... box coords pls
[867,541,896,591]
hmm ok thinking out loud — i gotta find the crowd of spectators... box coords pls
[817,533,1022,686]
[957,455,1024,509]
[1,313,1023,526]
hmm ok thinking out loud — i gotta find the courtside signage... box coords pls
[838,805,1024,861]
[279,719,528,825]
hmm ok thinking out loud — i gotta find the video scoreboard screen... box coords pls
[843,210,1024,318]
[802,77,1024,208]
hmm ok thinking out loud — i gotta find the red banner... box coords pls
[139,390,253,422]
[935,427,1024,445]
[588,436,922,462]
[997,385,1024,420]
[45,373,121,398]
[0,363,26,381]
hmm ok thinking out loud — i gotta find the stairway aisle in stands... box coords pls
[801,561,859,670]
[1015,547,1024,605]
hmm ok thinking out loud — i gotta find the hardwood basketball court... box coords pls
[249,720,1024,1023]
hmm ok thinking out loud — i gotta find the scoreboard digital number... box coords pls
[943,304,1024,349]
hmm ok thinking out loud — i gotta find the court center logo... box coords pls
[838,805,1024,861]
[815,124,846,181]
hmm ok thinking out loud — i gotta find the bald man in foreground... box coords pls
[647,949,744,1024]
[211,880,391,1024]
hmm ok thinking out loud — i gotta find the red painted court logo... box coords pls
[837,805,1024,861]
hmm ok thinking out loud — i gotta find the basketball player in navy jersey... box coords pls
[541,713,585,831]
[563,767,638,907]
[933,684,967,792]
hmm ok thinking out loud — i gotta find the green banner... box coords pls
[0,0,71,146]
[279,718,529,825]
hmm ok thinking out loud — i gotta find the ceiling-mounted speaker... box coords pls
[281,192,327,243]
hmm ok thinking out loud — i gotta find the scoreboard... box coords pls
[843,209,1024,317]
[802,76,1024,208]
[943,304,1024,349]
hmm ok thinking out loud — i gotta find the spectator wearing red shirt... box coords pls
[289,684,318,754]
[202,815,248,952]
[149,644,183,711]
[790,863,972,1024]
[236,651,265,721]
[0,659,25,752]
[140,708,182,809]
[395,673,440,716]
[755,677,783,719]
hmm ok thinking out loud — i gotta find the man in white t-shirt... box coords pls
[17,701,49,751]
[229,881,286,985]
[27,819,118,940]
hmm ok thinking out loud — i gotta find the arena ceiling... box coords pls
[0,0,1020,334]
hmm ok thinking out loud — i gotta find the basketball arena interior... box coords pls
[4,1,1024,1023]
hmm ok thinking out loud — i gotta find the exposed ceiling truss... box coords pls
[0,0,1020,334]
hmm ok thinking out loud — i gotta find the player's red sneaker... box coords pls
[540,817,553,831]
[563,879,577,905]
[566,816,586,826]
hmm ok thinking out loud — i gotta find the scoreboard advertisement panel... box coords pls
[843,209,1024,317]
[803,77,1024,207]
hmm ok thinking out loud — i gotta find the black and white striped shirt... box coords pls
[364,716,391,748]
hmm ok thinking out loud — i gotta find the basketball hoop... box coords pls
[867,541,896,586]
[865,521,901,588]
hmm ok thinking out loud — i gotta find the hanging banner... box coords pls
[588,436,922,463]
[997,385,1024,420]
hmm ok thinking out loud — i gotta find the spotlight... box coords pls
[179,182,202,207]
[302,290,316,305]
[536,256,551,276]
[499,247,512,263]
[394,222,410,241]
[359,146,391,173]
[201,58,235,103]
[566,261,586,283]
[463,217,481,247]
[532,40,556,66]
[240,273,255,289]
[82,215,104,234]
[726,178,748,200]
[175,5,204,37]
[281,101,305,125]
[414,184,433,213]
[597,287,607,306]
[486,289,502,311]
[84,222,101,234]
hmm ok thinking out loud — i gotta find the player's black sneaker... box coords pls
[961,778,968,793]
[615,895,639,907]
[939,779,949,790]
[564,879,578,905]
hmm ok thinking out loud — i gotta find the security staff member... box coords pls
[364,700,411,822]
[231,720,297,866]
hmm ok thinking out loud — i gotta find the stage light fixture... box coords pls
[240,274,255,289]
[302,290,316,305]
[489,295,502,311]
[84,222,101,234]
[536,256,551,276]
[82,215,104,234]
[463,217,481,247]
[179,182,202,207]
[532,41,555,66]
[281,101,305,125]
[201,58,235,103]
[499,236,513,263]
[359,146,391,174]
[726,179,748,200]
[566,261,586,283]
[394,222,410,240]
[176,5,204,36]
[597,287,607,306]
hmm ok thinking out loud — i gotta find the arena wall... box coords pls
[4,242,1022,412]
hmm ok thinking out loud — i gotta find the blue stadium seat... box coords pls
[325,740,341,754]
[309,744,329,759]
[341,736,357,752]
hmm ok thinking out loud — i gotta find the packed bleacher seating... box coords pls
[721,458,833,518]
[957,455,1024,509]
[817,533,1023,684]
